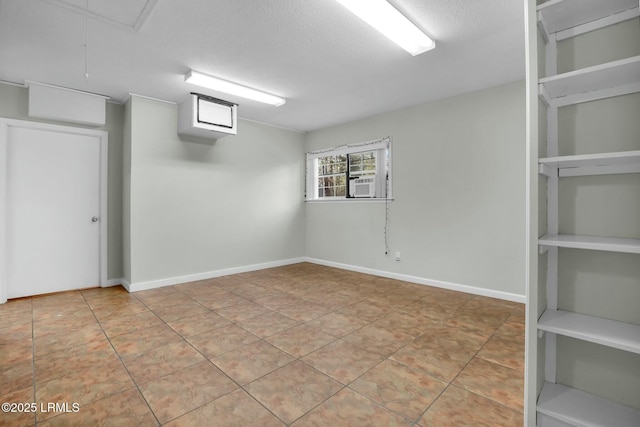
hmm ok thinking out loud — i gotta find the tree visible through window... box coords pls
[317,154,347,197]
[306,138,391,200]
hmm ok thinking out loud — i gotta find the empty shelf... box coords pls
[537,0,638,35]
[539,150,640,169]
[539,56,640,104]
[538,309,640,354]
[538,382,640,427]
[539,234,640,254]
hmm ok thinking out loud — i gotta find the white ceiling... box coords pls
[0,0,525,132]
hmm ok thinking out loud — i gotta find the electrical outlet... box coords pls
[395,251,401,262]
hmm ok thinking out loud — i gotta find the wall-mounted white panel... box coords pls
[177,93,237,140]
[27,81,108,126]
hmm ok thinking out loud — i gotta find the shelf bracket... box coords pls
[538,329,545,339]
[538,163,553,177]
[536,11,550,44]
[539,245,548,255]
[538,84,552,108]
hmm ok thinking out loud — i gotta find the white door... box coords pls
[0,119,107,301]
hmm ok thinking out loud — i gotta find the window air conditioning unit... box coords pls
[178,93,237,139]
[349,176,376,198]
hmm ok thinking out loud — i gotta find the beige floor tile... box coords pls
[198,292,249,310]
[338,300,393,322]
[349,359,447,421]
[35,359,135,421]
[34,323,107,357]
[100,311,165,338]
[165,310,232,336]
[245,361,342,423]
[371,311,437,337]
[237,311,299,338]
[254,294,308,311]
[0,386,36,427]
[165,388,284,427]
[81,285,129,301]
[302,340,384,385]
[305,312,369,338]
[139,360,237,424]
[453,357,524,412]
[122,340,205,384]
[277,301,332,322]
[477,322,525,371]
[419,385,523,427]
[0,264,526,426]
[230,283,282,301]
[91,300,150,323]
[342,324,413,357]
[32,310,98,337]
[39,388,158,427]
[266,324,336,358]
[187,324,260,359]
[150,301,211,322]
[390,338,477,383]
[215,300,272,322]
[211,340,295,385]
[292,388,412,427]
[35,340,119,384]
[0,358,33,395]
[109,324,182,357]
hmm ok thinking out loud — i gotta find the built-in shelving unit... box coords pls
[527,0,640,425]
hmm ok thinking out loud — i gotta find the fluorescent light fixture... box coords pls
[335,0,435,56]
[185,70,285,106]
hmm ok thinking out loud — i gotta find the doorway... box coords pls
[0,118,108,303]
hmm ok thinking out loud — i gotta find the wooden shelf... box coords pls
[539,55,640,105]
[537,0,638,36]
[538,382,640,427]
[539,234,640,254]
[538,309,640,354]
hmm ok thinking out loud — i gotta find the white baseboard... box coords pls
[125,257,306,293]
[118,256,525,304]
[305,257,526,303]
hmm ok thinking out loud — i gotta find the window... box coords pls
[306,138,391,200]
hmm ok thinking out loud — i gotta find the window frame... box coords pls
[306,138,392,202]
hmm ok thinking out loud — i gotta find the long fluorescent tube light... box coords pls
[335,0,435,56]
[185,70,286,107]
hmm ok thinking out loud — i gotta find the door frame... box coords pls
[0,118,108,303]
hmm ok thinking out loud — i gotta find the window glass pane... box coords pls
[309,143,389,200]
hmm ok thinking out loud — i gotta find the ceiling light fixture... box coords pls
[335,0,435,56]
[185,70,285,107]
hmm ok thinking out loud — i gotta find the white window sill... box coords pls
[305,198,394,204]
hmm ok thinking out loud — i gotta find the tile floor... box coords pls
[0,263,524,426]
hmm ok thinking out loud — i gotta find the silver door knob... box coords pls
[91,216,99,222]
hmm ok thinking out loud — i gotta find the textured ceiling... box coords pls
[0,0,524,132]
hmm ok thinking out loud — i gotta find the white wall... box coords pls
[125,95,306,288]
[305,81,526,300]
